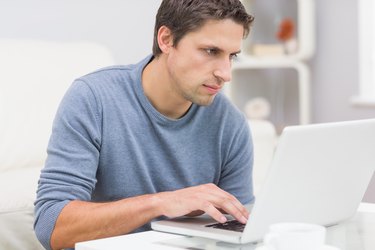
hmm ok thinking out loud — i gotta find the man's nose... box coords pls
[213,59,232,83]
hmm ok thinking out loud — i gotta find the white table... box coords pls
[76,203,375,250]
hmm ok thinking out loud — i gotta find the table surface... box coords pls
[75,203,375,250]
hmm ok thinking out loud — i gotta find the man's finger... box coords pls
[200,202,227,223]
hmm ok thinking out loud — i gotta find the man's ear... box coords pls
[157,26,174,54]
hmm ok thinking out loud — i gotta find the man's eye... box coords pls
[230,54,238,60]
[206,49,218,55]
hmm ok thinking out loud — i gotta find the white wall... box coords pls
[0,0,162,64]
[311,0,375,122]
[311,0,375,202]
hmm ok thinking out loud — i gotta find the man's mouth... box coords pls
[203,84,222,95]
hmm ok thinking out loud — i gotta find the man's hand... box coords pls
[156,183,249,224]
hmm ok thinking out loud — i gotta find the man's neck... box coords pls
[142,56,192,119]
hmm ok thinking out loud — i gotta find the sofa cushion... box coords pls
[0,166,44,249]
[0,39,115,171]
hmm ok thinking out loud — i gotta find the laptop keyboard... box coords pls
[205,219,245,232]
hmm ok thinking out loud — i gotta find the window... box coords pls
[352,0,375,106]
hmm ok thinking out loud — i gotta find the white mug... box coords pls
[263,222,326,250]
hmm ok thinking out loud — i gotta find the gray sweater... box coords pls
[34,55,254,250]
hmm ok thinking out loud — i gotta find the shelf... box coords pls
[226,61,311,125]
[233,56,308,69]
[241,0,315,60]
[224,0,315,130]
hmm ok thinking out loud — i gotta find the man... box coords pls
[34,0,255,249]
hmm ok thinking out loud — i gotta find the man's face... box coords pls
[165,19,244,106]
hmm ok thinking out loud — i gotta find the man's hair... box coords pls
[152,0,254,57]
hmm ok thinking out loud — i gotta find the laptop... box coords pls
[151,119,375,244]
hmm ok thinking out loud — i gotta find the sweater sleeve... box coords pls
[34,80,102,250]
[219,114,255,205]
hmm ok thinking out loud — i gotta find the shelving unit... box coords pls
[226,58,310,125]
[226,0,315,130]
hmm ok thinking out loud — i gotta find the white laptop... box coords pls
[151,119,375,244]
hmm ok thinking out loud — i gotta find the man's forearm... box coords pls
[50,183,249,250]
[50,193,163,250]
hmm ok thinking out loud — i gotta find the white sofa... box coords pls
[0,39,115,249]
[0,39,276,249]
